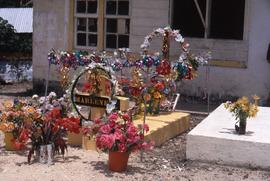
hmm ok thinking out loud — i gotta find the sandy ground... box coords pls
[0,83,270,181]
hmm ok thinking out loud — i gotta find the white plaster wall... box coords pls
[32,0,270,102]
[179,0,270,102]
[129,0,169,53]
[32,0,70,83]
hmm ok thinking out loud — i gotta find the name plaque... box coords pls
[74,94,110,108]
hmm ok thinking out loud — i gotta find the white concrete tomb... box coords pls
[187,104,270,169]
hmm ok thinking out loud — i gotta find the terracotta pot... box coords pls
[108,151,130,172]
[4,132,17,151]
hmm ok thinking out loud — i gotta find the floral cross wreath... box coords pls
[69,63,117,121]
[140,26,209,80]
[140,26,188,55]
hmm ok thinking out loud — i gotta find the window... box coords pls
[105,0,130,49]
[172,0,245,40]
[74,0,130,50]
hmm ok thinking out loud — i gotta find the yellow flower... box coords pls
[252,95,260,105]
[0,113,7,122]
[27,106,36,114]
[2,100,13,109]
[0,123,7,131]
[153,92,161,99]
[7,123,14,131]
[238,96,249,106]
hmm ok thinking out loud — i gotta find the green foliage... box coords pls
[0,17,32,53]
[0,0,32,7]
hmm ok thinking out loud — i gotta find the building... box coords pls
[32,0,270,103]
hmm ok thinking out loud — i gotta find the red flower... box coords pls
[156,60,171,75]
[82,82,92,92]
[108,113,118,121]
[127,124,138,137]
[118,143,127,152]
[154,82,165,91]
[114,130,125,143]
[99,124,111,134]
[142,123,149,132]
[94,118,101,125]
[121,114,131,122]
[96,134,114,150]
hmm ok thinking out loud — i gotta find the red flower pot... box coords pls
[108,151,130,172]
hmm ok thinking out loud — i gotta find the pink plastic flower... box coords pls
[127,124,138,137]
[108,113,118,121]
[118,143,127,152]
[121,114,131,122]
[142,123,149,132]
[99,124,111,134]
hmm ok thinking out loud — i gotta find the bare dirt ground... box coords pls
[0,83,270,181]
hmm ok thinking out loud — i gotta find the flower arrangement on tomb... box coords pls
[0,99,41,150]
[48,26,210,116]
[25,108,80,163]
[24,92,80,163]
[0,93,81,163]
[82,111,153,171]
[224,95,260,134]
[84,112,152,153]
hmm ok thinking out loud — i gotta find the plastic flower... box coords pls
[94,112,152,153]
[224,96,259,121]
[2,100,13,109]
[153,92,161,99]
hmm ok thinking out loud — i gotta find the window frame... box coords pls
[169,0,250,68]
[74,0,99,50]
[170,0,249,41]
[73,0,131,51]
[104,0,131,50]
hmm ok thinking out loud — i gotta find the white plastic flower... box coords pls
[106,100,117,114]
[175,34,184,43]
[39,97,45,104]
[48,92,57,98]
[32,94,39,99]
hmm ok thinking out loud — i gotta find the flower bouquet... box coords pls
[0,99,39,150]
[224,95,260,134]
[25,108,80,164]
[24,93,81,164]
[86,111,153,172]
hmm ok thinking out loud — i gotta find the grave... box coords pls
[134,112,190,146]
[187,104,270,169]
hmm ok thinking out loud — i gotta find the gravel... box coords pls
[0,83,270,181]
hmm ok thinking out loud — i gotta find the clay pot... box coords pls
[108,151,130,172]
[4,132,18,151]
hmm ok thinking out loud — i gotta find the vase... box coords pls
[47,144,54,165]
[39,144,54,165]
[238,119,247,135]
[39,145,46,163]
[4,132,17,151]
[108,151,130,172]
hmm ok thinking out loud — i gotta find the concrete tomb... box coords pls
[187,104,270,169]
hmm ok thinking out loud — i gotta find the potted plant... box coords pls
[88,112,153,172]
[0,99,39,151]
[224,95,260,134]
